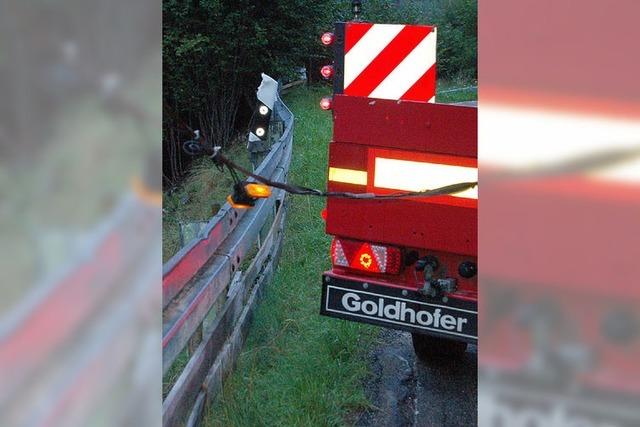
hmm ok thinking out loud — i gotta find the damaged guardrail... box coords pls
[162,89,293,427]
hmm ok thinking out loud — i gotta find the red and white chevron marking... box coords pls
[343,23,437,102]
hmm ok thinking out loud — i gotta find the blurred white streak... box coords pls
[480,105,640,176]
[0,1,161,426]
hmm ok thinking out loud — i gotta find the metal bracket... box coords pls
[419,277,457,298]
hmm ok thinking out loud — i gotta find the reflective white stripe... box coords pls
[368,30,436,100]
[344,24,405,89]
[428,96,435,104]
[328,167,368,186]
[374,158,478,199]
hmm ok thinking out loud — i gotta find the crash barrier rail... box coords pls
[162,93,294,427]
[0,194,160,426]
[280,79,306,93]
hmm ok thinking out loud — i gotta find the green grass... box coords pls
[436,78,478,103]
[203,86,379,426]
[163,346,191,399]
[163,143,251,262]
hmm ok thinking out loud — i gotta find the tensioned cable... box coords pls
[208,142,640,200]
[210,148,478,200]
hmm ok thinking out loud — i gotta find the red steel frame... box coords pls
[324,94,478,329]
[479,89,640,397]
[327,95,477,256]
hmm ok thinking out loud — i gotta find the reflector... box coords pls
[374,157,478,199]
[328,167,367,186]
[331,238,401,274]
[331,239,349,267]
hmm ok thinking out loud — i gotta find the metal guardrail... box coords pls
[280,79,306,93]
[162,93,294,427]
[0,192,162,426]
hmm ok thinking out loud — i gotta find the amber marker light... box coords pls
[245,183,272,199]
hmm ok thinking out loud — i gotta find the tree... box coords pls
[162,0,477,184]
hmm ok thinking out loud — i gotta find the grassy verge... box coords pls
[203,85,378,426]
[162,143,251,263]
[437,78,478,103]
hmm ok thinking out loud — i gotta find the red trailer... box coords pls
[476,2,640,424]
[318,21,477,360]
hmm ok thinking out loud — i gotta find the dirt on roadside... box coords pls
[354,329,477,427]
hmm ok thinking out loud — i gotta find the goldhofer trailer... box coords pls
[317,20,477,360]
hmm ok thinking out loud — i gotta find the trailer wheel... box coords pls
[411,333,467,362]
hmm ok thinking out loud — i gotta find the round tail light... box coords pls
[319,97,332,110]
[320,65,334,79]
[321,32,335,46]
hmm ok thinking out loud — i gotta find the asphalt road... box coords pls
[356,329,477,427]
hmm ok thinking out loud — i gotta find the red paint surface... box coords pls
[326,196,476,257]
[0,233,123,391]
[332,95,477,157]
[344,22,373,54]
[401,65,436,101]
[481,176,640,297]
[326,96,477,295]
[327,99,477,256]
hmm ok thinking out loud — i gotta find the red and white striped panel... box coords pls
[343,22,437,102]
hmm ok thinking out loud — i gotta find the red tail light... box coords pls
[319,97,332,110]
[320,65,334,79]
[331,238,402,275]
[320,32,335,46]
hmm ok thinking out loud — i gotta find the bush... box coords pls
[352,0,477,81]
[163,0,476,184]
[429,0,477,81]
[163,0,337,183]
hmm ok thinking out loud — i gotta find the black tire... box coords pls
[411,333,468,363]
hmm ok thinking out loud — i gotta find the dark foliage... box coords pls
[163,0,476,184]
